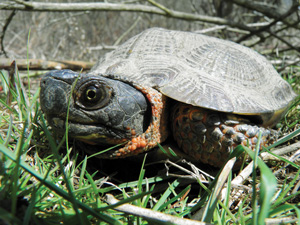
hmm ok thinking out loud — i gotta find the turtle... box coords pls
[40,28,297,168]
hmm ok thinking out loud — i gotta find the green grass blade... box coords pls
[270,204,300,224]
[267,127,300,149]
[242,145,277,224]
[0,144,122,225]
[99,191,153,212]
[98,175,166,194]
[273,169,300,207]
[79,156,88,189]
[157,184,191,212]
[202,157,236,223]
[85,172,101,208]
[138,154,147,195]
[220,171,232,222]
[153,179,180,211]
[26,29,31,94]
[23,187,37,225]
[11,121,29,219]
[3,115,13,146]
[40,116,85,224]
[263,146,299,169]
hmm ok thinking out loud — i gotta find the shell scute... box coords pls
[91,28,297,118]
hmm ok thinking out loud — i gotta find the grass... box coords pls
[0,66,300,225]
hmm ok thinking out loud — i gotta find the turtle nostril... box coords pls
[40,85,68,114]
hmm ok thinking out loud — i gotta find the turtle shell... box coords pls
[91,28,296,124]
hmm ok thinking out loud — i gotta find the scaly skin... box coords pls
[171,102,277,167]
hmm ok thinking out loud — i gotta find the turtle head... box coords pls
[40,69,151,147]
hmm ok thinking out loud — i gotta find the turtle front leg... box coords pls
[171,102,278,168]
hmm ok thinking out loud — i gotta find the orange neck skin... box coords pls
[100,83,169,158]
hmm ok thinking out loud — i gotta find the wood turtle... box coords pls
[40,28,297,167]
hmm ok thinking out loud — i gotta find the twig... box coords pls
[230,0,291,19]
[246,24,289,48]
[262,141,300,160]
[220,141,300,207]
[230,0,299,28]
[87,45,117,51]
[236,18,276,43]
[164,159,212,183]
[0,10,16,57]
[220,160,254,207]
[192,158,236,221]
[104,194,210,225]
[12,0,32,8]
[113,16,141,46]
[267,30,300,52]
[270,58,300,66]
[246,22,300,54]
[265,216,298,224]
[0,1,254,33]
[147,0,172,15]
[291,178,300,194]
[236,0,298,44]
[0,58,95,70]
[194,25,227,34]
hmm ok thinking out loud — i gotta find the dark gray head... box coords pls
[40,69,150,145]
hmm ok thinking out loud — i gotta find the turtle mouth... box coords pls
[47,116,130,146]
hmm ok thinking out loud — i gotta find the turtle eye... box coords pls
[76,82,112,110]
[85,86,101,102]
